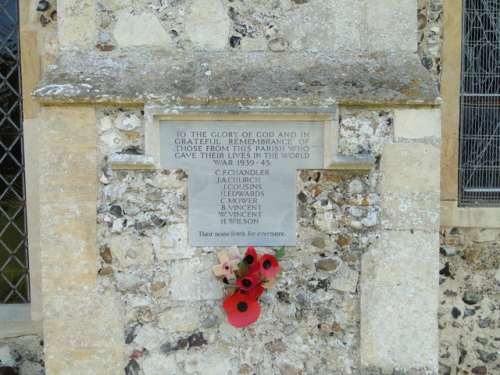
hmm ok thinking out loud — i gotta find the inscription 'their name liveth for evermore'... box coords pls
[160,121,324,246]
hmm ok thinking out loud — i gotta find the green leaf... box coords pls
[238,261,248,270]
[274,246,286,260]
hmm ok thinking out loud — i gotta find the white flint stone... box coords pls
[332,264,359,293]
[133,325,165,351]
[99,116,113,132]
[108,235,155,267]
[361,211,378,227]
[111,219,125,234]
[116,113,141,131]
[115,272,143,291]
[100,129,125,151]
[348,180,364,194]
[0,345,15,366]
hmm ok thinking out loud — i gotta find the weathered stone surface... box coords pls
[185,0,231,51]
[58,0,96,50]
[394,108,441,139]
[169,257,224,301]
[33,51,438,106]
[183,352,232,375]
[158,307,200,332]
[331,264,359,293]
[381,192,440,231]
[113,11,173,49]
[361,230,438,372]
[380,143,440,195]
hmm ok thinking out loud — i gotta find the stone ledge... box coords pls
[108,154,157,170]
[33,50,439,107]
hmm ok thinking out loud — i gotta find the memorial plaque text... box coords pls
[160,120,324,246]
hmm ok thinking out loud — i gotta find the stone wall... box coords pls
[56,0,417,54]
[96,108,393,374]
[0,336,44,374]
[417,0,443,83]
[15,1,445,374]
[439,229,500,375]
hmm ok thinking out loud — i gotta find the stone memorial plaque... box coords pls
[160,120,324,246]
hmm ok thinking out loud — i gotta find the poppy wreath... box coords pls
[213,246,285,328]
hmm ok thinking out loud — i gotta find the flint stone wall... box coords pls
[21,0,444,374]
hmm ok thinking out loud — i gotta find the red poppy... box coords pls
[242,247,260,274]
[236,273,260,291]
[223,293,261,328]
[236,283,264,299]
[259,254,280,278]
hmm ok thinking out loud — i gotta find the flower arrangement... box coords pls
[212,246,285,328]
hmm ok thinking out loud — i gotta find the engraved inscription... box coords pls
[160,121,324,246]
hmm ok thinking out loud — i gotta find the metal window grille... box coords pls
[459,0,500,206]
[0,0,29,303]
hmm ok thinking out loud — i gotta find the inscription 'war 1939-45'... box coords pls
[160,121,324,246]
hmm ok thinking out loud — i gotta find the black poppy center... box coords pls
[244,255,254,265]
[237,301,248,312]
[242,279,252,287]
[263,260,272,269]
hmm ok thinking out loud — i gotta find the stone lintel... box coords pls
[33,50,439,107]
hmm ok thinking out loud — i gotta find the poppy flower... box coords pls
[236,273,260,291]
[242,247,260,273]
[237,283,264,299]
[259,254,280,278]
[223,293,261,328]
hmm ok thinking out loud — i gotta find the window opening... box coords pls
[459,0,500,206]
[0,0,29,303]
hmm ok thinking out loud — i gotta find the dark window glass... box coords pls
[459,0,500,206]
[0,0,29,303]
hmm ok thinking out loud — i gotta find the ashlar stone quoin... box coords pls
[161,120,324,246]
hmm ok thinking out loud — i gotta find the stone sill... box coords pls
[108,153,374,173]
[32,50,439,107]
[0,304,43,338]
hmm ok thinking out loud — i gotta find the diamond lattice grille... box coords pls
[459,0,500,206]
[0,0,29,303]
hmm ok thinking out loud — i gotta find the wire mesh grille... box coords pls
[0,0,29,303]
[459,0,500,206]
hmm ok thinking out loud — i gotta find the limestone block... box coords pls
[58,0,97,50]
[43,292,124,374]
[381,192,440,232]
[158,307,200,332]
[185,0,231,50]
[278,0,363,53]
[394,108,441,139]
[169,257,224,301]
[380,143,440,195]
[360,230,439,373]
[365,0,417,53]
[113,11,174,49]
[38,107,97,203]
